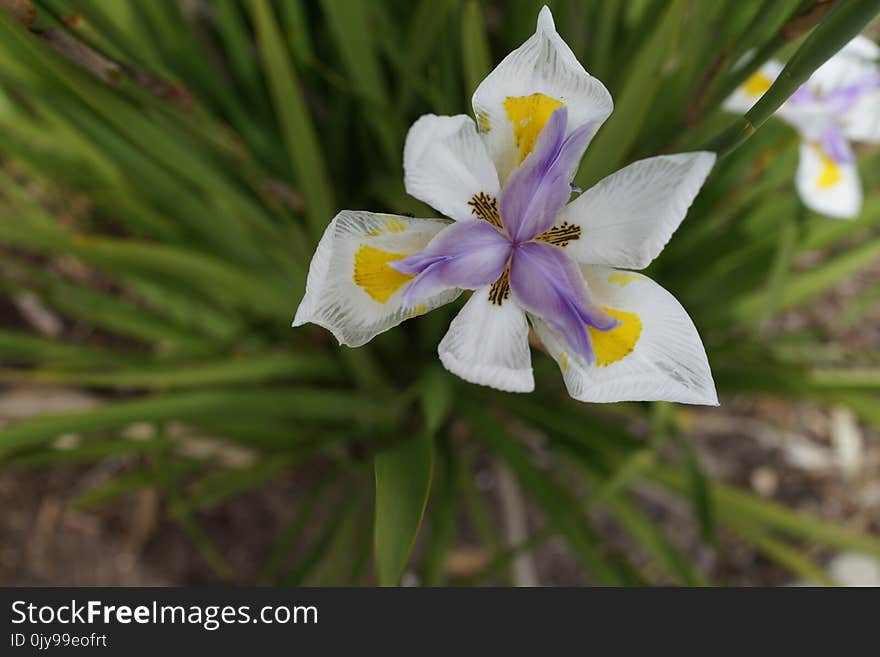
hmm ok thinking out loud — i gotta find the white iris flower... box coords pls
[725,36,880,219]
[294,6,718,405]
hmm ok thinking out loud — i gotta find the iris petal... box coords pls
[509,241,616,363]
[392,220,512,307]
[499,107,593,243]
[819,124,854,164]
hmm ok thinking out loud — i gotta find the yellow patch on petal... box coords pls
[607,272,640,287]
[743,71,773,96]
[504,93,565,163]
[815,147,842,189]
[353,245,412,303]
[558,351,570,374]
[367,215,407,236]
[588,307,642,367]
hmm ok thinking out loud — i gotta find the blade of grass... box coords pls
[0,353,339,389]
[0,388,373,455]
[319,0,399,168]
[733,235,880,320]
[705,0,880,157]
[373,368,449,585]
[461,0,492,97]
[728,518,837,586]
[576,0,687,189]
[468,406,632,586]
[250,0,334,240]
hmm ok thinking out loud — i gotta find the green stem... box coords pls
[704,0,880,157]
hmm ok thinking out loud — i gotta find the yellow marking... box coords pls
[537,222,581,247]
[407,303,427,318]
[558,351,570,373]
[353,245,413,303]
[743,71,773,97]
[367,216,407,236]
[588,307,642,367]
[468,192,503,229]
[503,93,565,163]
[477,111,491,133]
[815,145,842,188]
[608,272,640,287]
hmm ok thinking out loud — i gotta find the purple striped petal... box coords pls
[391,220,512,307]
[819,124,854,164]
[824,69,880,115]
[499,108,593,243]
[509,241,617,364]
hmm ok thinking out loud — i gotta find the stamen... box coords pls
[468,192,503,229]
[488,266,510,305]
[536,222,581,247]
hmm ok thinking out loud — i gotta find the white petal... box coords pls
[842,89,880,143]
[723,60,784,114]
[533,267,717,405]
[471,5,612,182]
[293,211,459,347]
[808,37,878,96]
[438,289,534,393]
[842,35,880,61]
[795,141,861,219]
[783,105,835,142]
[796,38,880,142]
[404,114,500,222]
[558,152,716,269]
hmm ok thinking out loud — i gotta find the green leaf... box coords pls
[420,441,458,586]
[733,235,880,320]
[184,456,296,511]
[319,0,399,168]
[250,0,335,239]
[758,202,802,327]
[649,464,880,557]
[730,519,837,586]
[606,495,707,586]
[0,353,339,389]
[705,0,880,156]
[0,389,372,455]
[576,0,687,188]
[461,0,492,96]
[0,330,119,367]
[373,428,434,586]
[469,405,633,585]
[73,461,198,510]
[420,366,454,433]
[258,474,337,584]
[680,438,717,546]
[372,368,447,585]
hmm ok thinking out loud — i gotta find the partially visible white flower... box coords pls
[725,36,880,219]
[791,551,880,587]
[294,6,717,404]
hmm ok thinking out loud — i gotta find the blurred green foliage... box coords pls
[0,0,879,585]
